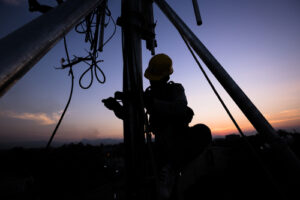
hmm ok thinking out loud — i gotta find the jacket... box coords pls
[144,81,194,136]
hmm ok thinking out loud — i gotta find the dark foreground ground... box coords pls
[0,130,299,200]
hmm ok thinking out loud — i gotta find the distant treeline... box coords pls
[213,129,300,157]
[0,130,299,200]
[0,143,125,200]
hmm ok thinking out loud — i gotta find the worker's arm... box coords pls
[102,97,125,119]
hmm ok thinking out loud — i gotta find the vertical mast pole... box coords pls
[120,0,146,199]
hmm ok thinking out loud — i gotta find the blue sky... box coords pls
[0,0,300,147]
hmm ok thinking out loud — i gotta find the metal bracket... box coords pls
[117,1,157,55]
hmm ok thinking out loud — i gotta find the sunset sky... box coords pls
[0,0,299,148]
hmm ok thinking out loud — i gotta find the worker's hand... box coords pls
[102,97,120,110]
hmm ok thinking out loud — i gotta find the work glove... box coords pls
[102,97,120,111]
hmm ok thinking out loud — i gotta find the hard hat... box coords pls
[144,54,173,81]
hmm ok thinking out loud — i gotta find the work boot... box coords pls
[158,164,176,199]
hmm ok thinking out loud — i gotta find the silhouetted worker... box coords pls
[102,53,212,199]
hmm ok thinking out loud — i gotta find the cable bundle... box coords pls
[47,0,116,148]
[61,0,116,89]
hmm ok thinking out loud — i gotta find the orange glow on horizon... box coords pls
[204,108,300,136]
[210,125,255,137]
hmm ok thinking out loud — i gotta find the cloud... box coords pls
[1,0,26,6]
[279,109,300,117]
[3,110,61,125]
[270,117,300,125]
[267,108,300,125]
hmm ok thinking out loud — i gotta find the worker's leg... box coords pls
[177,124,212,169]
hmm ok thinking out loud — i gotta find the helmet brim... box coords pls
[144,67,173,81]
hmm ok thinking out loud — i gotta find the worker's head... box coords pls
[144,53,173,81]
